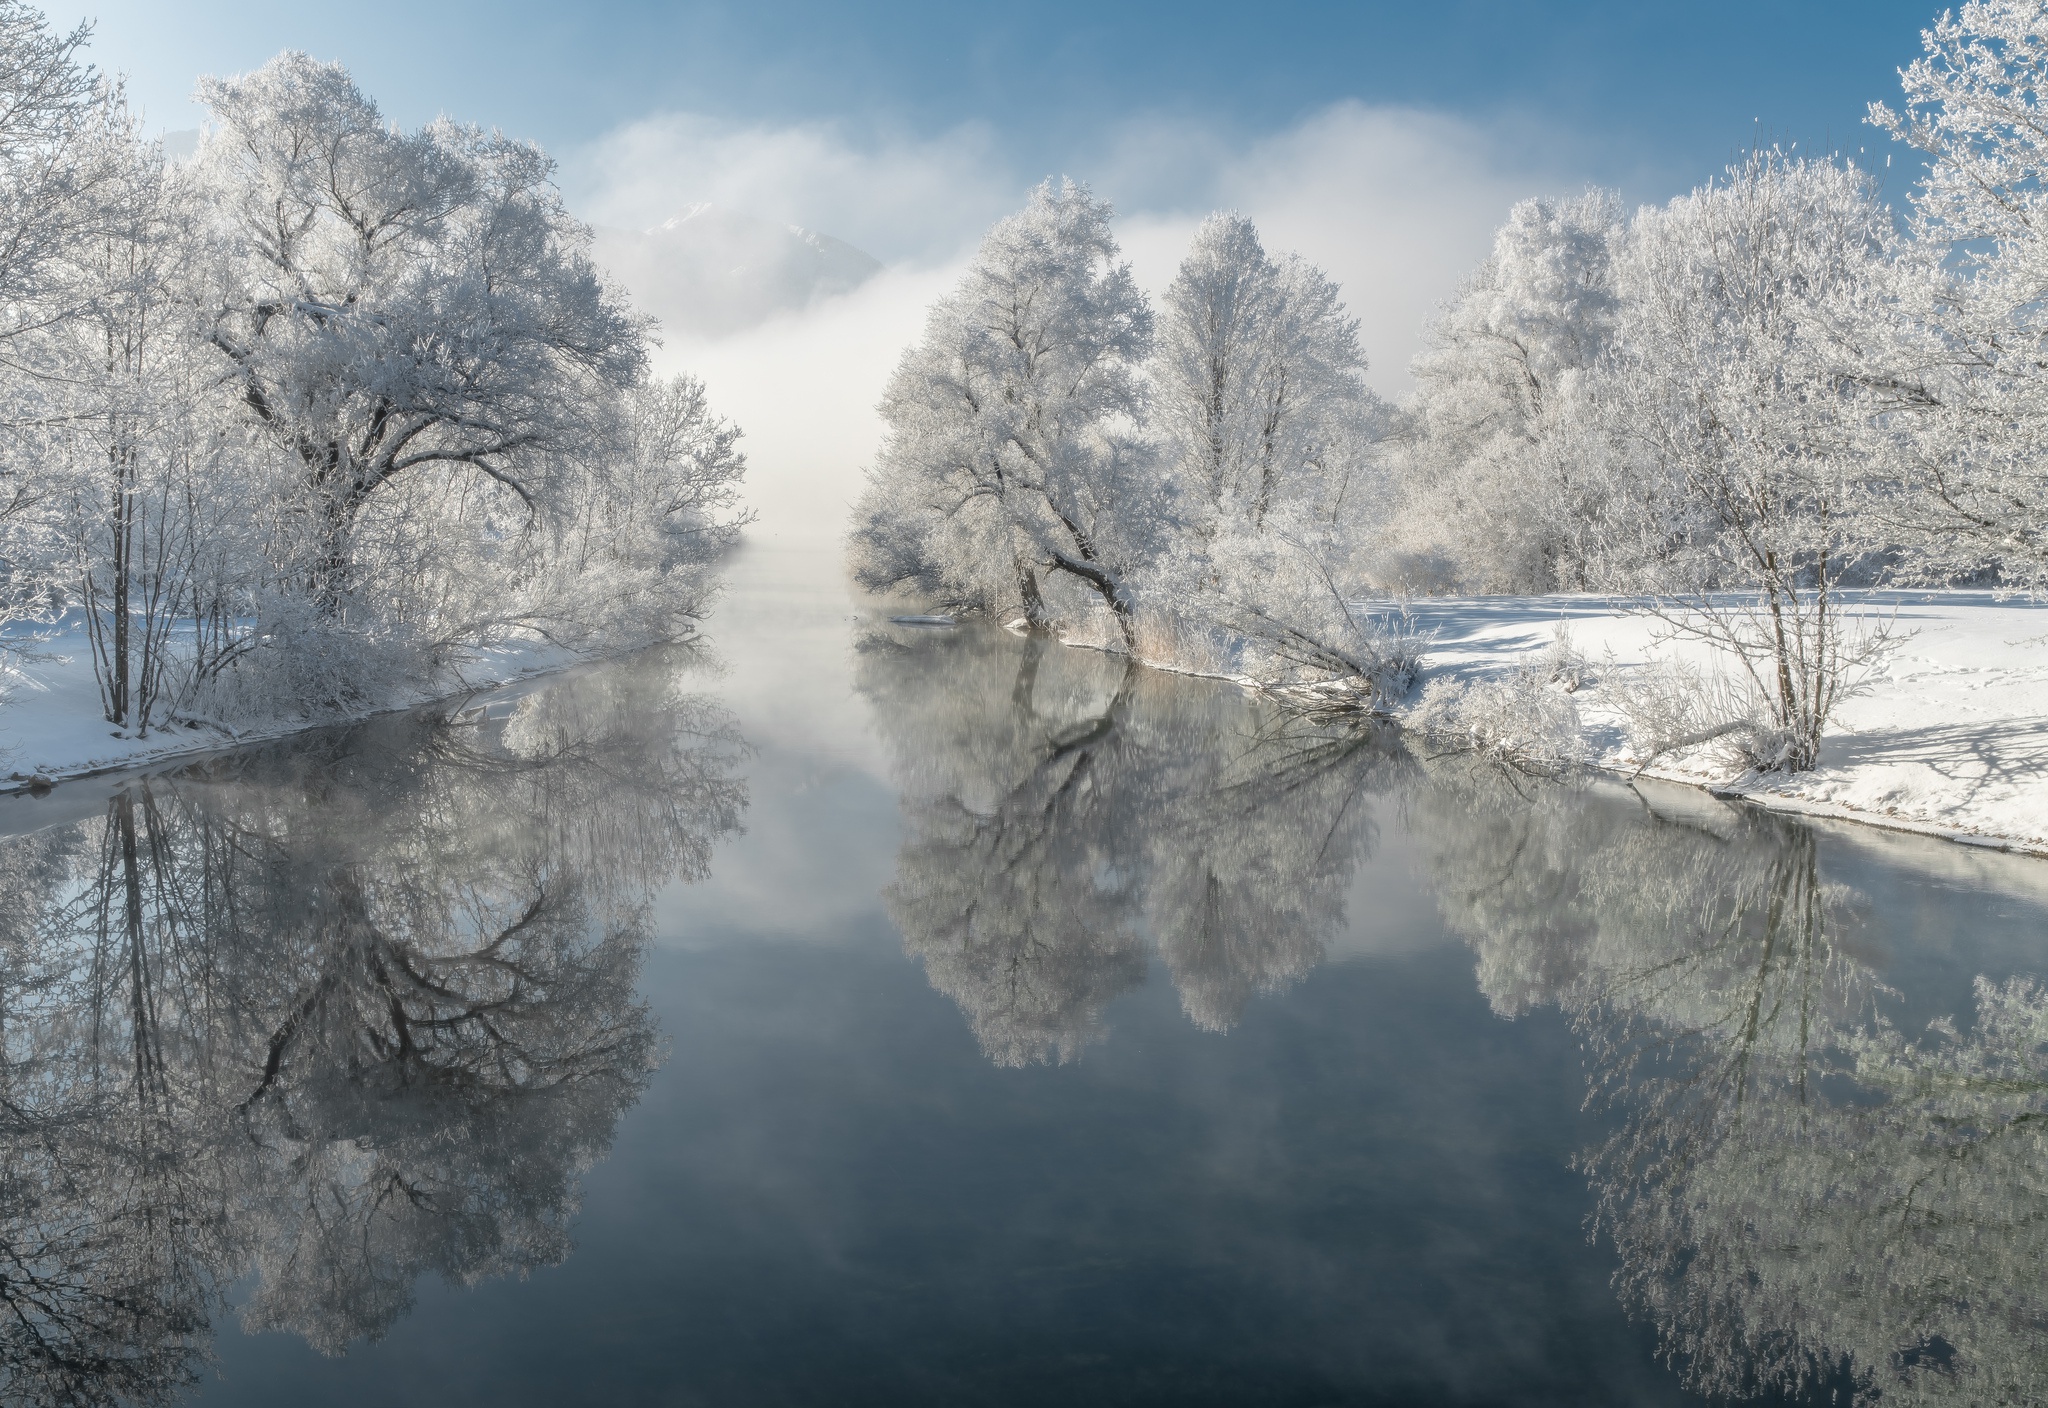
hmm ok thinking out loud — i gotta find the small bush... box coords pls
[1609,657,1797,775]
[1540,620,1594,692]
[1411,664,1588,771]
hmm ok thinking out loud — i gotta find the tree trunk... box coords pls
[1045,553,1137,653]
[1105,587,1137,652]
[1017,560,1049,631]
[313,486,356,618]
[111,442,133,727]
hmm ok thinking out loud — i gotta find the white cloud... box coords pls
[648,263,964,539]
[568,101,1588,538]
[1104,103,1585,394]
[564,113,1014,263]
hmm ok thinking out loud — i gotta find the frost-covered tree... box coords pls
[851,194,1414,699]
[14,50,755,725]
[0,4,109,346]
[1389,190,1625,592]
[1136,214,1418,700]
[849,180,1155,642]
[34,102,260,737]
[1869,0,2048,589]
[188,54,653,664]
[1604,153,1901,771]
[192,54,645,580]
[0,2,126,681]
[0,40,748,738]
[522,373,749,642]
[1156,213,1372,536]
[1157,213,1270,522]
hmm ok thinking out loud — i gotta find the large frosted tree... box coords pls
[190,53,647,612]
[1869,0,2048,589]
[0,45,750,734]
[849,180,1156,642]
[1606,153,1900,771]
[0,2,125,681]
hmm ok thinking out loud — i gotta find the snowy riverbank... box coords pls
[9,588,2043,859]
[1392,591,2048,855]
[0,623,588,793]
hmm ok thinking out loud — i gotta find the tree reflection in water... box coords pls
[863,623,2048,1403]
[858,627,1405,1064]
[1416,761,2048,1406]
[0,651,746,1405]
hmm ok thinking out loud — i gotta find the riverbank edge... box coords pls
[1052,634,2048,862]
[0,639,680,800]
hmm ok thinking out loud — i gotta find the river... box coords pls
[0,537,2043,1407]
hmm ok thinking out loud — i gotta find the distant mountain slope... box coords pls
[593,204,883,338]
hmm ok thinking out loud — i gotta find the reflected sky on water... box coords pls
[0,538,2044,1407]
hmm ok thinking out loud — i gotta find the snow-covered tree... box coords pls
[189,53,646,618]
[531,373,749,636]
[1155,213,1373,536]
[1869,0,2048,589]
[1389,190,1624,592]
[1129,213,1420,700]
[1157,213,1269,522]
[4,37,763,744]
[0,38,748,739]
[849,180,1156,643]
[34,102,258,737]
[0,4,110,346]
[191,53,646,545]
[1605,153,1901,771]
[0,2,126,685]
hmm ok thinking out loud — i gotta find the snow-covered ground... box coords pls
[1397,591,2048,855]
[0,621,583,792]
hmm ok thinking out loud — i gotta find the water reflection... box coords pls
[1416,763,2048,1406]
[2,617,2039,1405]
[860,626,2048,1404]
[858,628,1405,1063]
[0,653,745,1405]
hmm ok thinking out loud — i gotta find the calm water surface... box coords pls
[1,539,2044,1407]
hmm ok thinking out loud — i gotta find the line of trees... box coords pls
[853,0,2048,773]
[0,13,747,739]
[850,185,1401,697]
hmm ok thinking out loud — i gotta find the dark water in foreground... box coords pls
[0,542,2044,1407]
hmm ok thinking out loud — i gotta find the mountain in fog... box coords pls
[593,204,883,338]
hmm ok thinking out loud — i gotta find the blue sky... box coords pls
[56,0,1938,201]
